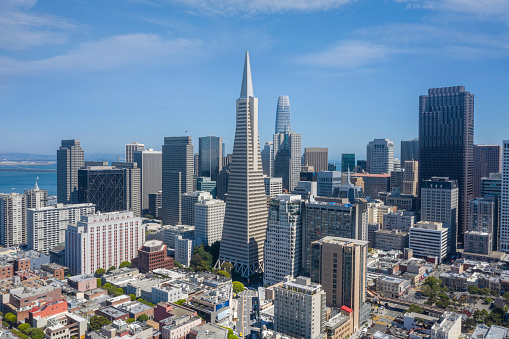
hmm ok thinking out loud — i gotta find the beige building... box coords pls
[402,160,418,196]
[374,229,409,251]
[304,147,328,172]
[431,312,462,339]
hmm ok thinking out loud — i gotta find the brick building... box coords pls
[132,240,173,274]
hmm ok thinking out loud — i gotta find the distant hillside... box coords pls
[0,153,124,162]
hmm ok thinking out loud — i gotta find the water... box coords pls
[0,164,57,195]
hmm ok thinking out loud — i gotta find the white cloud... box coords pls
[0,34,202,75]
[396,0,509,20]
[165,0,355,15]
[0,0,79,50]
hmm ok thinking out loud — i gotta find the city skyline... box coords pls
[1,1,509,159]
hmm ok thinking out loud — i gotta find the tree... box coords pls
[97,278,102,288]
[95,268,106,277]
[232,281,245,294]
[28,328,44,339]
[469,285,480,295]
[222,262,233,275]
[144,214,154,219]
[129,294,136,301]
[436,299,449,309]
[89,315,111,331]
[464,317,477,330]
[18,323,31,334]
[424,276,442,293]
[119,261,131,268]
[216,270,230,279]
[114,288,124,297]
[407,304,423,314]
[175,299,186,306]
[4,313,16,326]
[136,314,149,322]
[107,266,116,272]
[485,298,494,305]
[126,319,135,324]
[174,261,184,269]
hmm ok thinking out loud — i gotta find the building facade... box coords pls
[0,193,26,247]
[133,149,162,215]
[401,139,419,164]
[409,221,448,263]
[274,95,291,134]
[366,139,394,174]
[500,141,509,252]
[132,240,173,273]
[199,136,223,181]
[473,145,500,198]
[194,199,226,246]
[57,139,84,204]
[402,160,419,196]
[341,154,356,173]
[78,166,127,213]
[125,142,145,163]
[304,148,328,173]
[317,171,342,197]
[273,131,302,191]
[112,162,141,217]
[181,191,212,226]
[25,181,48,209]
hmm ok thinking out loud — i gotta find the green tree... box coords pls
[221,262,233,275]
[4,313,16,326]
[28,328,44,339]
[144,214,154,219]
[464,317,477,330]
[129,294,136,301]
[232,281,245,294]
[216,270,230,278]
[407,304,424,314]
[126,319,135,324]
[436,299,449,309]
[18,323,31,334]
[89,315,111,331]
[469,285,480,295]
[484,297,494,305]
[174,261,184,269]
[114,288,124,297]
[107,266,116,272]
[423,276,442,293]
[175,299,186,306]
[504,292,509,303]
[119,261,131,268]
[95,268,106,277]
[97,278,102,288]
[136,314,149,322]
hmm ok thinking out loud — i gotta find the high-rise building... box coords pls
[199,136,223,181]
[402,160,419,196]
[304,148,328,173]
[216,164,230,202]
[311,237,369,332]
[112,162,141,217]
[419,86,474,244]
[317,171,342,197]
[25,179,48,209]
[195,199,226,247]
[273,276,326,339]
[464,196,497,254]
[196,177,216,198]
[264,195,302,286]
[366,139,394,174]
[421,177,459,253]
[0,193,26,247]
[264,177,283,199]
[401,139,419,164]
[273,131,302,191]
[148,192,162,219]
[57,139,84,204]
[162,137,194,225]
[303,199,367,275]
[125,142,145,163]
[27,203,96,254]
[356,160,367,172]
[65,211,145,275]
[390,169,404,191]
[500,141,509,252]
[473,145,501,198]
[133,149,162,216]
[181,191,212,226]
[175,235,193,267]
[481,172,502,250]
[217,52,268,277]
[261,141,273,177]
[78,166,127,213]
[274,95,291,134]
[409,221,448,263]
[341,154,355,172]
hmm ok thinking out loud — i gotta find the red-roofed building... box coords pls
[29,299,68,325]
[340,305,353,314]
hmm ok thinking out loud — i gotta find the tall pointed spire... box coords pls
[34,177,40,190]
[240,51,254,98]
[346,166,353,187]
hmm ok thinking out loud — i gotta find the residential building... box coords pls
[273,277,326,339]
[24,180,47,209]
[27,203,95,254]
[112,162,141,217]
[133,149,162,215]
[366,139,394,174]
[264,177,283,199]
[162,137,194,225]
[465,196,497,253]
[317,171,342,197]
[474,145,501,198]
[132,240,173,273]
[194,199,226,246]
[421,177,459,253]
[409,221,448,263]
[175,235,193,267]
[261,141,273,177]
[264,195,303,286]
[501,141,509,252]
[482,173,502,250]
[68,274,97,291]
[65,211,145,275]
[401,139,419,164]
[430,312,462,339]
[199,136,223,181]
[311,237,369,332]
[402,160,418,196]
[419,86,474,244]
[125,142,144,163]
[217,52,268,277]
[182,191,212,226]
[341,154,355,172]
[275,95,291,134]
[377,276,411,298]
[273,131,302,191]
[464,232,492,255]
[0,193,26,247]
[374,229,409,251]
[304,148,328,173]
[162,225,194,249]
[57,139,84,204]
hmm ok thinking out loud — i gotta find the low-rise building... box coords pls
[96,306,130,322]
[377,276,410,298]
[189,323,228,339]
[118,301,155,320]
[374,229,409,251]
[430,311,461,339]
[152,283,188,304]
[68,274,97,291]
[161,315,203,339]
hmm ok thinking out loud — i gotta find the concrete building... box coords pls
[68,274,97,291]
[465,196,497,253]
[25,180,47,209]
[218,52,269,278]
[351,173,390,200]
[0,193,26,247]
[421,177,459,253]
[162,225,195,249]
[194,199,225,246]
[263,177,283,199]
[197,177,216,198]
[199,136,223,181]
[303,199,367,275]
[273,276,326,339]
[377,276,411,298]
[264,194,302,286]
[132,240,173,273]
[27,203,96,254]
[65,211,145,275]
[474,145,501,198]
[162,137,194,226]
[311,237,369,332]
[273,131,302,191]
[181,191,213,226]
[133,149,162,216]
[481,173,502,250]
[175,235,193,267]
[125,142,144,163]
[464,232,492,255]
[112,162,141,217]
[148,191,162,218]
[261,141,273,177]
[341,154,355,173]
[501,141,509,253]
[401,139,419,164]
[419,86,474,245]
[383,211,416,232]
[304,148,328,173]
[57,139,84,204]
[367,223,381,247]
[379,188,418,211]
[291,181,317,200]
[430,311,462,339]
[366,139,394,174]
[402,160,418,196]
[317,171,342,197]
[409,221,448,263]
[374,229,409,252]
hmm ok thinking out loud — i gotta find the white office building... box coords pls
[409,221,448,263]
[383,211,416,232]
[431,311,462,339]
[0,193,26,247]
[162,225,195,249]
[181,191,212,226]
[264,177,283,198]
[175,235,193,267]
[65,211,145,275]
[27,203,96,254]
[366,139,394,174]
[195,199,225,246]
[264,195,303,286]
[125,142,145,163]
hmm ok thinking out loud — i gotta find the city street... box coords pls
[235,289,259,337]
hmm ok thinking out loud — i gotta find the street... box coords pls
[235,289,258,337]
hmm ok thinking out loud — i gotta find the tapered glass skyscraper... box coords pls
[218,52,268,277]
[275,95,291,134]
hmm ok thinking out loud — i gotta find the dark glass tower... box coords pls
[419,86,474,245]
[341,153,356,172]
[198,136,223,181]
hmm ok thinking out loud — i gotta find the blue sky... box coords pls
[1,0,509,161]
